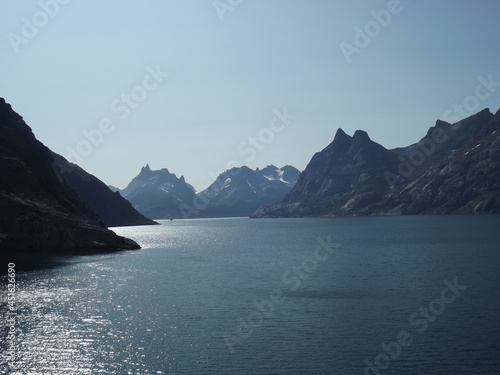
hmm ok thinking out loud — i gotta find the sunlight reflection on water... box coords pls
[1,216,499,374]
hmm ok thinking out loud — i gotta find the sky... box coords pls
[1,0,500,192]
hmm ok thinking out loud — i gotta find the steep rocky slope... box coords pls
[252,129,399,217]
[376,109,500,214]
[252,109,500,217]
[51,152,157,227]
[0,98,140,252]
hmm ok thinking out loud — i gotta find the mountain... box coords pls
[192,165,300,218]
[252,108,500,217]
[252,129,399,217]
[379,109,500,214]
[390,108,493,166]
[108,185,120,193]
[120,165,196,219]
[51,152,158,227]
[258,164,301,184]
[120,164,300,219]
[0,98,140,252]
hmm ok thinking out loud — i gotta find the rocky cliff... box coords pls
[378,109,500,214]
[51,152,157,227]
[251,109,500,217]
[0,98,140,252]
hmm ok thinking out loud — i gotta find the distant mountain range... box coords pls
[252,108,500,217]
[0,98,143,252]
[2,95,498,252]
[119,164,300,219]
[193,164,300,218]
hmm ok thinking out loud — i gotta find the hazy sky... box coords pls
[2,1,500,191]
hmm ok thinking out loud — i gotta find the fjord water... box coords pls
[1,216,499,374]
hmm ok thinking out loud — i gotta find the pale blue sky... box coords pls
[1,1,500,191]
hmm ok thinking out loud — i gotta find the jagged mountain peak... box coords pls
[421,119,452,141]
[252,107,500,218]
[435,119,451,128]
[188,165,300,218]
[139,164,172,176]
[327,128,353,150]
[351,130,373,150]
[253,165,300,184]
[334,127,350,140]
[311,128,389,169]
[445,108,493,134]
[396,107,496,163]
[353,129,370,140]
[120,163,300,219]
[281,127,397,206]
[120,165,196,219]
[258,164,279,173]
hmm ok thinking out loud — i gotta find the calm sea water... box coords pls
[1,215,499,374]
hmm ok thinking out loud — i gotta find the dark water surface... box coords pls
[1,215,499,374]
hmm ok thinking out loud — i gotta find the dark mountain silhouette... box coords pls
[51,152,158,227]
[252,108,500,217]
[0,98,140,252]
[380,109,500,214]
